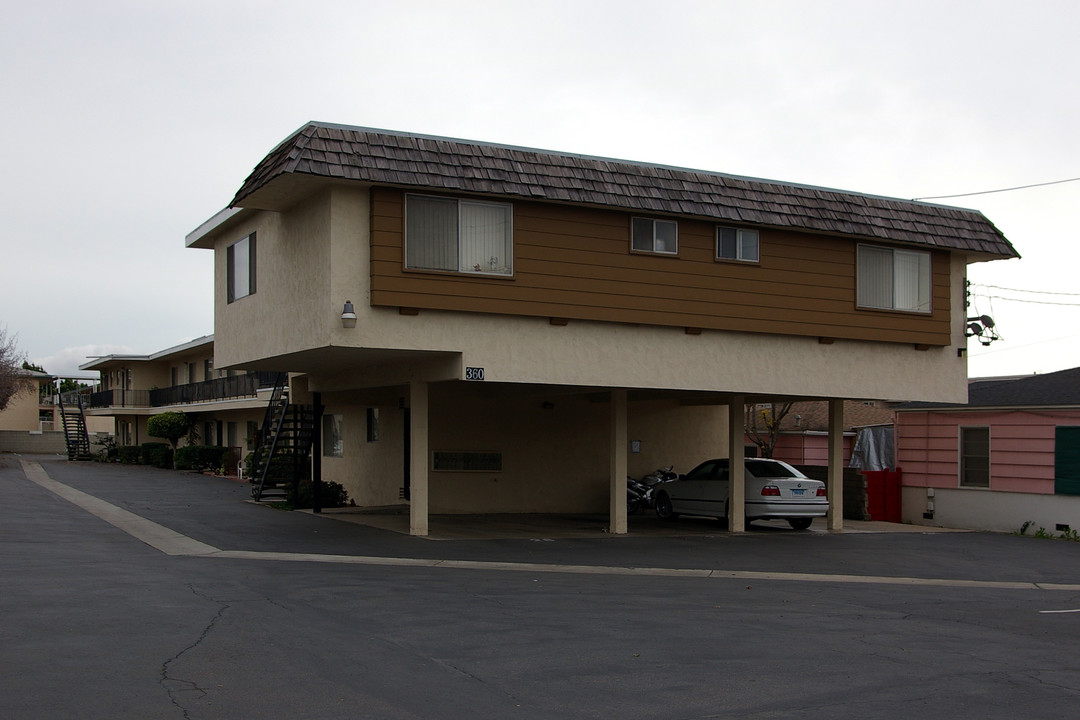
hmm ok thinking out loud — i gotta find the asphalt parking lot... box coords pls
[3,453,1080,720]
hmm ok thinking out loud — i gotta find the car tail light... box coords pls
[816,487,827,497]
[761,485,781,497]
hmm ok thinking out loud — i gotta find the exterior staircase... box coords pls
[58,393,92,461]
[251,374,316,503]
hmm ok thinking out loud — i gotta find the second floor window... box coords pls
[405,194,513,276]
[716,226,759,263]
[631,217,678,255]
[857,244,931,313]
[227,232,256,303]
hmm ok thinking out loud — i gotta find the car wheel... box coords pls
[788,518,813,530]
[654,492,678,520]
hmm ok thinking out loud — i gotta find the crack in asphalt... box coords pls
[159,584,230,719]
[374,634,528,707]
[1029,668,1080,693]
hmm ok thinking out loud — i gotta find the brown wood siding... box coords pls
[370,188,953,345]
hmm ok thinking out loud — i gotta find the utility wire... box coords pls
[913,176,1080,201]
[971,283,1080,298]
[980,294,1080,307]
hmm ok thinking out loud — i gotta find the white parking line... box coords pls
[1039,608,1080,614]
[20,460,1080,592]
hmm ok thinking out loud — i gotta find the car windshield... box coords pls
[745,460,803,478]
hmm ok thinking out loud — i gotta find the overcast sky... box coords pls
[2,0,1077,382]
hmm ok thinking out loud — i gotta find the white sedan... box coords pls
[653,458,828,530]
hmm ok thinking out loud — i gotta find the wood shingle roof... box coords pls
[232,122,1017,258]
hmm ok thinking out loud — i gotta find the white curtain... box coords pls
[893,249,930,312]
[460,201,511,274]
[739,229,759,261]
[654,220,677,253]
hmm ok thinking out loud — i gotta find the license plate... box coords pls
[790,489,805,496]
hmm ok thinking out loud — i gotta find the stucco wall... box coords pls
[319,386,730,513]
[903,485,1080,534]
[213,193,338,370]
[0,430,68,454]
[0,379,41,431]
[320,402,405,508]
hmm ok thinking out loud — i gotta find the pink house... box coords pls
[759,400,895,467]
[895,367,1080,533]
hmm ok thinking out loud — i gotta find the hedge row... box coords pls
[175,445,229,472]
[110,445,349,508]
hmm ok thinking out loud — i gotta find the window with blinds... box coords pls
[631,217,678,255]
[716,226,759,263]
[857,244,931,313]
[405,194,513,276]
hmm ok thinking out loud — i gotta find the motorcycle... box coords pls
[626,466,678,513]
[627,476,650,514]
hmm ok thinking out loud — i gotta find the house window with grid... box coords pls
[631,217,678,255]
[716,226,759,263]
[857,244,931,313]
[405,194,513,276]
[959,426,990,488]
[227,232,256,302]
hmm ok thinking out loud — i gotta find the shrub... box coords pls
[290,479,349,509]
[117,446,142,464]
[141,442,173,469]
[93,435,119,462]
[175,445,229,473]
[146,411,192,450]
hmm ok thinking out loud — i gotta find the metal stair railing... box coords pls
[57,392,92,461]
[253,402,317,504]
[251,373,289,501]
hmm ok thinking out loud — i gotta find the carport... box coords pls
[401,381,847,537]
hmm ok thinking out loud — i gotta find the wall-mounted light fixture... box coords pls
[341,301,357,328]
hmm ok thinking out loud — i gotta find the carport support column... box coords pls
[728,395,746,533]
[609,389,628,535]
[409,380,429,537]
[827,398,844,531]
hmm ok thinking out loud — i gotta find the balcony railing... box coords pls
[85,389,150,409]
[84,372,281,409]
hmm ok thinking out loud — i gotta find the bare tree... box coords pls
[744,401,795,459]
[0,326,29,412]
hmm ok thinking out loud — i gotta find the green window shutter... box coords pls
[1055,427,1080,495]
